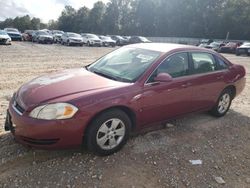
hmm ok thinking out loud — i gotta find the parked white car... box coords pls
[0,30,11,45]
[52,30,64,43]
[61,32,84,46]
[99,36,116,47]
[81,33,102,46]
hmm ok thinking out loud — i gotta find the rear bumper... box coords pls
[6,99,90,149]
[236,48,250,55]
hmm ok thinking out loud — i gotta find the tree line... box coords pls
[0,0,250,40]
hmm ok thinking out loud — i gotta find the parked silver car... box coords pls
[99,36,116,47]
[61,32,84,46]
[32,31,53,44]
[81,33,102,46]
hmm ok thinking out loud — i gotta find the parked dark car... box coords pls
[32,31,53,44]
[4,28,22,41]
[110,35,128,46]
[22,30,34,41]
[129,36,151,44]
[236,42,250,56]
[218,42,241,53]
[5,43,246,156]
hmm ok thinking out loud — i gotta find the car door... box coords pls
[140,52,194,126]
[188,52,229,111]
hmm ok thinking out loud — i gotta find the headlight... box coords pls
[29,103,78,120]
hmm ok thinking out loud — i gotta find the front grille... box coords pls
[94,40,100,42]
[20,136,59,145]
[0,39,7,43]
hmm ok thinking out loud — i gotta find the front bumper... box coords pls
[69,41,84,45]
[5,98,90,149]
[9,35,22,41]
[0,38,11,44]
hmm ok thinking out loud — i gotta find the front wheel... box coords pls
[210,89,232,117]
[85,109,131,156]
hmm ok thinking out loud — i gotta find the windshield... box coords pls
[88,47,161,82]
[53,30,63,34]
[38,31,49,35]
[68,33,81,37]
[0,30,7,35]
[100,36,111,40]
[87,34,98,39]
[5,28,18,32]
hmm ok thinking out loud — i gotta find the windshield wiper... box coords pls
[92,70,118,81]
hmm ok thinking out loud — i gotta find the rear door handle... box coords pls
[217,75,224,80]
[181,82,192,88]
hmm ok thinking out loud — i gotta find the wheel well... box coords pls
[224,85,236,99]
[83,106,137,139]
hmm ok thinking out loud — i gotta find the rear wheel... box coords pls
[210,89,232,117]
[86,109,131,156]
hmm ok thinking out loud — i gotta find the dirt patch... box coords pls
[0,42,250,187]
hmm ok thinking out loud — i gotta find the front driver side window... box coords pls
[148,52,189,83]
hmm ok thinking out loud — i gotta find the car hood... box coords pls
[102,39,115,42]
[39,35,53,38]
[54,34,63,37]
[0,34,10,39]
[7,31,21,35]
[16,68,127,110]
[69,37,82,40]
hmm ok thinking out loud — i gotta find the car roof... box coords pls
[126,43,206,53]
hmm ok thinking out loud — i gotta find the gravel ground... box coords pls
[0,42,249,188]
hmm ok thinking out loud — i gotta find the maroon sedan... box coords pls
[5,43,246,155]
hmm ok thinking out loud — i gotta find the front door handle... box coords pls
[181,82,192,88]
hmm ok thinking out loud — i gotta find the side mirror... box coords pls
[154,73,173,82]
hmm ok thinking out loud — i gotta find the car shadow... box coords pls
[0,108,249,163]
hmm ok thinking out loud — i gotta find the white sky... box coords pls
[0,0,109,23]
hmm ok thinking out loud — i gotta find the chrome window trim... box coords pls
[144,50,229,86]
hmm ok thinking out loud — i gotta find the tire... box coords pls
[67,40,70,46]
[86,109,131,156]
[87,41,90,46]
[209,89,233,117]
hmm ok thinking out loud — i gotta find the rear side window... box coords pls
[216,57,229,70]
[191,53,216,74]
